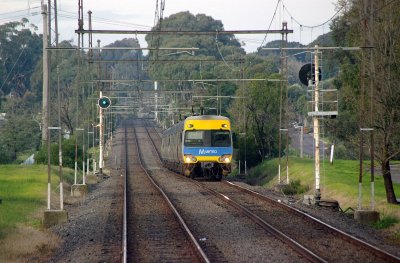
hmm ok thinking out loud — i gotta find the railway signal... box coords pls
[98,96,111,109]
[299,63,321,86]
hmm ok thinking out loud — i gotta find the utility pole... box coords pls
[313,45,321,201]
[42,3,50,209]
[42,1,67,228]
[52,0,64,211]
[278,22,290,184]
[41,4,49,144]
[368,0,375,211]
[99,91,104,174]
[358,0,376,211]
[87,11,93,176]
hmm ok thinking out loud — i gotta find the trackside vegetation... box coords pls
[0,165,75,239]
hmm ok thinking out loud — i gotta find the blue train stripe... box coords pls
[183,147,232,156]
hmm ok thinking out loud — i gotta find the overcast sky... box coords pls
[1,0,339,53]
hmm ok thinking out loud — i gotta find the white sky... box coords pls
[1,0,339,53]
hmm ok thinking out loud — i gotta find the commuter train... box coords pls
[161,115,233,180]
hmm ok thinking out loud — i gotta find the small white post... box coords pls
[155,81,158,122]
[300,126,304,158]
[74,162,77,184]
[330,144,335,164]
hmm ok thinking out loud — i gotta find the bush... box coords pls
[282,179,309,195]
[0,144,12,164]
[36,137,83,169]
[334,142,357,160]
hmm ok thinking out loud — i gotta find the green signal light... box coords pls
[98,96,111,109]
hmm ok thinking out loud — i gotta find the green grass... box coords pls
[0,165,75,239]
[241,157,400,220]
[372,216,399,229]
[0,165,46,238]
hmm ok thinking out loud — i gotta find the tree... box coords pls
[145,12,245,125]
[332,0,400,204]
[0,113,40,162]
[0,19,42,103]
[229,73,281,165]
[367,1,400,204]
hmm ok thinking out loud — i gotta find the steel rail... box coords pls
[224,181,400,263]
[143,119,324,262]
[143,120,162,159]
[144,118,399,262]
[133,121,210,263]
[193,180,327,263]
[121,123,128,263]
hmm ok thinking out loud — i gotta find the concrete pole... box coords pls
[314,45,321,200]
[57,65,64,210]
[369,0,375,211]
[99,91,104,174]
[52,0,64,211]
[42,4,49,143]
[42,4,51,210]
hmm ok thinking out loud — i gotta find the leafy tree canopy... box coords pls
[0,19,42,101]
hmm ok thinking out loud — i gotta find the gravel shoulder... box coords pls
[46,135,124,263]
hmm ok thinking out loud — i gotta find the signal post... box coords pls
[98,92,111,175]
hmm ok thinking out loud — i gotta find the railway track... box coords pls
[140,119,400,263]
[122,119,208,262]
[139,119,315,262]
[200,180,400,263]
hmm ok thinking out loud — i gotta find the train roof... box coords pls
[162,115,230,137]
[184,115,230,121]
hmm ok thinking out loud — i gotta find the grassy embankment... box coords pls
[0,164,75,262]
[237,157,400,242]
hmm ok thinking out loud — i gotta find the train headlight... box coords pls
[219,154,231,163]
[184,154,197,163]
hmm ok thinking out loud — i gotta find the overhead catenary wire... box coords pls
[215,31,240,72]
[0,6,40,17]
[281,0,344,29]
[241,0,282,74]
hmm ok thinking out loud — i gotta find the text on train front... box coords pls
[183,130,232,163]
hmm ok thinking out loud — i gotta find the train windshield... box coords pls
[184,130,231,147]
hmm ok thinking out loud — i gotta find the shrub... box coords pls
[36,137,82,169]
[282,179,309,195]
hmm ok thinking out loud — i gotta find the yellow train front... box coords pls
[161,115,233,180]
